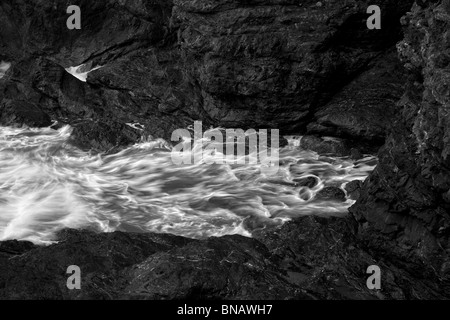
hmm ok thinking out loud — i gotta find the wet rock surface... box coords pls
[350,0,450,292]
[294,176,319,188]
[0,100,52,128]
[0,0,414,150]
[345,180,363,200]
[306,49,407,145]
[0,216,448,300]
[315,186,347,202]
[300,135,351,156]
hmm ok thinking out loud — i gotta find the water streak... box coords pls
[0,125,377,244]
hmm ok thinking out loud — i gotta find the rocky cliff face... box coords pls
[0,0,191,151]
[1,216,447,300]
[1,0,413,150]
[172,0,412,136]
[350,0,450,288]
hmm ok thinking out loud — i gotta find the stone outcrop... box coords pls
[1,217,448,299]
[1,0,414,150]
[350,0,450,289]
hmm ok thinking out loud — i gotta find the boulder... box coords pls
[2,216,448,300]
[0,100,51,128]
[316,186,347,202]
[307,50,407,146]
[350,0,450,284]
[0,0,415,150]
[300,135,350,156]
[293,176,319,189]
[345,180,363,200]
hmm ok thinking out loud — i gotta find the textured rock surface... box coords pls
[173,0,412,132]
[350,0,450,290]
[315,186,347,202]
[0,100,52,128]
[0,0,414,150]
[345,180,363,200]
[300,135,351,156]
[0,0,194,150]
[307,49,407,144]
[1,217,448,300]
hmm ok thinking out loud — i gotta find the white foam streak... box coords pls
[65,64,102,82]
[0,61,11,79]
[0,126,377,244]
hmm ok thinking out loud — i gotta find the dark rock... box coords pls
[307,50,407,145]
[301,136,350,156]
[298,189,313,201]
[315,186,346,202]
[0,0,174,67]
[350,0,450,286]
[206,128,288,157]
[0,0,192,150]
[345,180,363,200]
[254,216,449,299]
[0,229,194,300]
[123,235,299,300]
[0,100,52,128]
[293,176,319,189]
[2,216,448,300]
[443,190,450,204]
[346,180,363,193]
[69,120,143,153]
[172,0,415,132]
[0,0,415,150]
[0,240,37,258]
[0,228,303,300]
[350,148,364,160]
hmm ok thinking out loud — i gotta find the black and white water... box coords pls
[0,125,376,244]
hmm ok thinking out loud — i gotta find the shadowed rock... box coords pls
[0,0,414,150]
[1,216,448,300]
[300,135,350,156]
[307,50,407,145]
[0,100,52,128]
[345,180,363,200]
[315,186,347,202]
[350,0,450,289]
[294,176,319,188]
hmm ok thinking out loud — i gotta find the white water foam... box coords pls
[65,63,102,82]
[0,61,11,79]
[0,125,377,244]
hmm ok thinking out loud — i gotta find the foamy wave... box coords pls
[0,125,377,244]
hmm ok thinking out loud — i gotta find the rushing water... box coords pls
[0,125,377,244]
